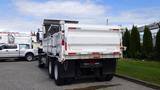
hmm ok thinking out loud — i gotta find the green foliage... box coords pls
[117,59,160,85]
[122,28,130,57]
[142,26,153,58]
[129,26,141,58]
[155,29,160,59]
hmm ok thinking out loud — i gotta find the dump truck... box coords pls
[38,19,123,85]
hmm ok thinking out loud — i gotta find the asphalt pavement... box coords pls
[0,60,156,90]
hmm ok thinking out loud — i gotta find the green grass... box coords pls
[117,58,160,85]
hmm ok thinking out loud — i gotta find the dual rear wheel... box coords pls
[46,59,114,85]
[48,60,64,85]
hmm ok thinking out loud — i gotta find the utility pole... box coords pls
[106,19,108,25]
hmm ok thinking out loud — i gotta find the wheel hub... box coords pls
[54,64,58,80]
[27,56,32,61]
[49,62,52,75]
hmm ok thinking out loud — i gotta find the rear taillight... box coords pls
[62,39,67,50]
[61,39,64,45]
[65,42,67,50]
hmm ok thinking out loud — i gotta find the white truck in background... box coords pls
[0,32,38,61]
[0,44,38,61]
[38,19,123,85]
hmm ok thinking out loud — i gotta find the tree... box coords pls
[129,25,141,58]
[155,29,160,59]
[123,28,130,57]
[142,26,153,58]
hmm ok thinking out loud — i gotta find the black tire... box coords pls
[105,74,114,81]
[48,60,54,79]
[54,61,64,85]
[25,53,34,61]
[46,57,49,68]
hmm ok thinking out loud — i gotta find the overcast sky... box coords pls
[0,0,160,32]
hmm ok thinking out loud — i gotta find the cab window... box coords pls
[49,25,60,35]
[0,45,7,50]
[6,45,17,49]
[0,46,3,50]
[19,44,30,49]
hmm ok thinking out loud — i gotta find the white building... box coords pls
[0,32,32,44]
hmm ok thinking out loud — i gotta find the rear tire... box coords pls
[48,60,54,79]
[54,61,64,85]
[25,53,34,61]
[105,74,114,81]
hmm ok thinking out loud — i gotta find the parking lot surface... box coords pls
[0,60,155,90]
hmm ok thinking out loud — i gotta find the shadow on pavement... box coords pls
[0,58,29,62]
[65,84,121,90]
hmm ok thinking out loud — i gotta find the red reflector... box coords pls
[92,52,100,54]
[93,56,100,58]
[68,52,76,56]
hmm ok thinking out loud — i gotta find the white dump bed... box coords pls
[64,24,122,59]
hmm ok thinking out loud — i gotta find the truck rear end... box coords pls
[64,24,122,60]
[38,19,122,85]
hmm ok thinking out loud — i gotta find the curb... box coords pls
[115,74,160,90]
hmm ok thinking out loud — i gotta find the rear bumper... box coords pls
[56,58,117,79]
[64,54,121,60]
